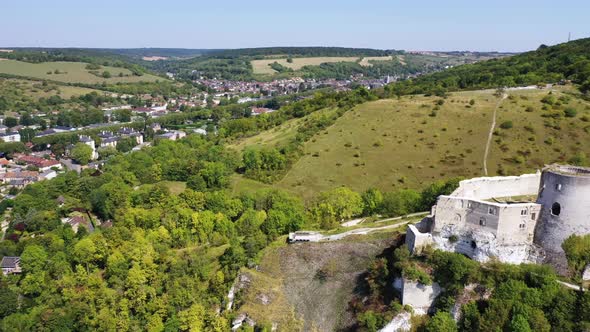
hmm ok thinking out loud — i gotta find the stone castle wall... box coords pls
[534,166,590,272]
[451,172,541,200]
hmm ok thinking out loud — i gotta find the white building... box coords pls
[79,135,98,160]
[0,132,20,142]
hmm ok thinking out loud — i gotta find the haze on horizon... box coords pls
[1,0,589,52]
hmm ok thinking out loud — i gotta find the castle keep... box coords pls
[408,165,590,273]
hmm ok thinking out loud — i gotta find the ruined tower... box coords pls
[534,165,590,272]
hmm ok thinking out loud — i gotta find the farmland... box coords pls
[251,56,360,74]
[359,56,394,66]
[0,59,163,84]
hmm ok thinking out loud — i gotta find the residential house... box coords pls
[118,127,144,145]
[13,154,62,172]
[79,135,98,160]
[53,126,77,133]
[251,107,275,116]
[0,132,20,142]
[0,171,39,184]
[98,131,118,148]
[1,256,22,275]
[156,130,186,141]
[39,169,57,181]
[64,216,94,233]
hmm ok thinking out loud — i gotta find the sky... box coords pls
[1,0,589,52]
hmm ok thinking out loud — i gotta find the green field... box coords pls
[358,56,394,67]
[231,86,590,201]
[0,59,163,84]
[251,56,360,74]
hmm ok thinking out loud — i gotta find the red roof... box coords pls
[14,154,60,168]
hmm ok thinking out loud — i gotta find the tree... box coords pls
[73,237,97,272]
[562,234,590,276]
[313,187,364,227]
[116,137,137,153]
[20,244,48,273]
[178,303,206,332]
[425,311,457,332]
[4,117,17,128]
[509,314,533,332]
[71,142,93,165]
[362,188,383,215]
[102,71,112,78]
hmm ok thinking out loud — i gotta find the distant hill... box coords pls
[385,38,590,95]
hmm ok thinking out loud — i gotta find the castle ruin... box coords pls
[408,165,590,274]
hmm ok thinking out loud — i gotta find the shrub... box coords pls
[564,108,577,118]
[449,235,459,243]
[499,121,513,129]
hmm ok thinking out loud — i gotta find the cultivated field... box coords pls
[358,55,393,66]
[232,86,590,201]
[0,60,163,84]
[251,57,360,74]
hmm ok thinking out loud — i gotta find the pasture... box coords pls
[0,60,163,84]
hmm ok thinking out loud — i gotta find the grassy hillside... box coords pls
[0,59,163,84]
[0,78,101,101]
[231,86,590,201]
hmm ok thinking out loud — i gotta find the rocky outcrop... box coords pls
[378,311,412,332]
[433,225,544,264]
[394,278,442,314]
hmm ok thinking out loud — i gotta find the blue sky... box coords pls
[1,0,588,51]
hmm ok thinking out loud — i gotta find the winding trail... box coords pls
[483,94,507,176]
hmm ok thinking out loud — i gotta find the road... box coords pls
[483,93,507,176]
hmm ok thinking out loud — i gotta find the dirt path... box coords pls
[483,94,507,175]
[324,220,410,241]
[557,280,587,292]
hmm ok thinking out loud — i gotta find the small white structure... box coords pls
[287,231,322,243]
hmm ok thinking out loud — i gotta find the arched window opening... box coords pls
[551,202,561,216]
